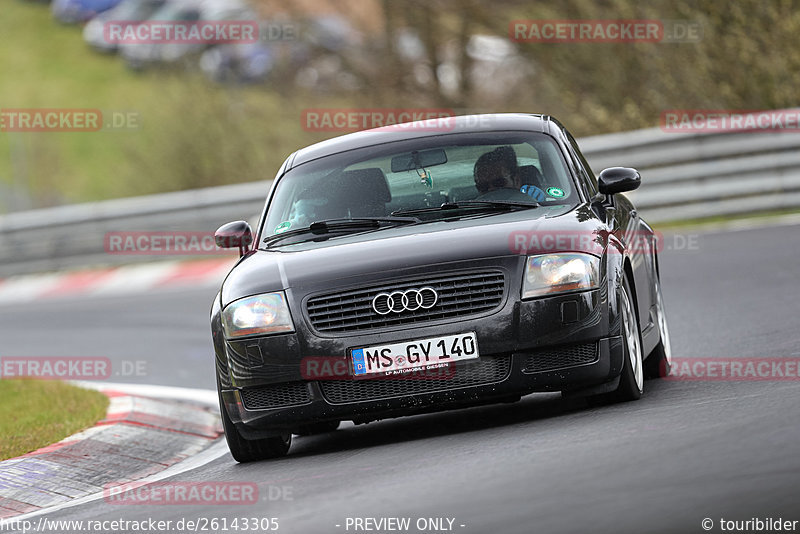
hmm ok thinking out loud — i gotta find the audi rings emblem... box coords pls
[372,287,438,315]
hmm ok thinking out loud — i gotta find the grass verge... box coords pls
[0,1,337,210]
[0,379,109,461]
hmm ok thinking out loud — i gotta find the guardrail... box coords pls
[580,126,800,222]
[1,126,799,276]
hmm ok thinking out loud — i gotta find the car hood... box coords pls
[220,205,605,306]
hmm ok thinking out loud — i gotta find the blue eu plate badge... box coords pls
[351,348,366,376]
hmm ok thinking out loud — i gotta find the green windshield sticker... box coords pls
[546,187,565,198]
[274,221,292,234]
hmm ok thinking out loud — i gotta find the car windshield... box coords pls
[261,131,577,240]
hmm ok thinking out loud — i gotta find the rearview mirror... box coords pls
[390,148,448,173]
[598,167,641,195]
[215,220,253,256]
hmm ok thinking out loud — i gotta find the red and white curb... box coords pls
[0,383,224,520]
[0,258,235,305]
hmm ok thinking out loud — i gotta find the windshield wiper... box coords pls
[262,217,420,248]
[391,200,538,217]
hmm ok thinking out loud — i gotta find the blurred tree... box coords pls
[252,0,800,135]
[5,0,800,208]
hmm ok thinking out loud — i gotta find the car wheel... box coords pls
[591,276,644,404]
[644,273,672,379]
[294,421,341,436]
[217,382,291,463]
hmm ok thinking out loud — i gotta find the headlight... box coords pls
[522,253,600,299]
[222,292,294,338]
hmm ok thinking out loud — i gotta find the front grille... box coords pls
[240,382,311,410]
[320,356,511,404]
[306,271,506,334]
[521,343,598,374]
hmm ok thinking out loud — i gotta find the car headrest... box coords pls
[338,168,392,203]
[518,165,546,189]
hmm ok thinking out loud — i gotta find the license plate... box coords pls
[351,332,479,378]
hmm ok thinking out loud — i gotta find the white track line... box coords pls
[660,212,800,235]
[0,274,64,304]
[72,381,218,405]
[88,262,180,296]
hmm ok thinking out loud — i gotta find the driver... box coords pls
[473,146,543,201]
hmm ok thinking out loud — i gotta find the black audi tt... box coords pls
[211,113,672,462]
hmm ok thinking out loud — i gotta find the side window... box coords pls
[565,131,599,196]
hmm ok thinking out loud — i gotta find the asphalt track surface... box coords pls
[2,222,799,534]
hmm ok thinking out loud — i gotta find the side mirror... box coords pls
[598,167,641,195]
[215,220,253,256]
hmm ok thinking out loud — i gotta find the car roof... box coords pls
[289,113,557,169]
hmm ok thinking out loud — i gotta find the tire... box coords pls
[644,273,672,379]
[294,421,341,436]
[590,276,644,404]
[218,382,291,463]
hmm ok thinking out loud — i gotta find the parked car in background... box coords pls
[52,0,125,24]
[83,0,167,53]
[200,41,275,84]
[119,0,201,69]
[120,0,253,71]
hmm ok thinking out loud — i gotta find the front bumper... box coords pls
[222,337,623,439]
[217,283,625,439]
